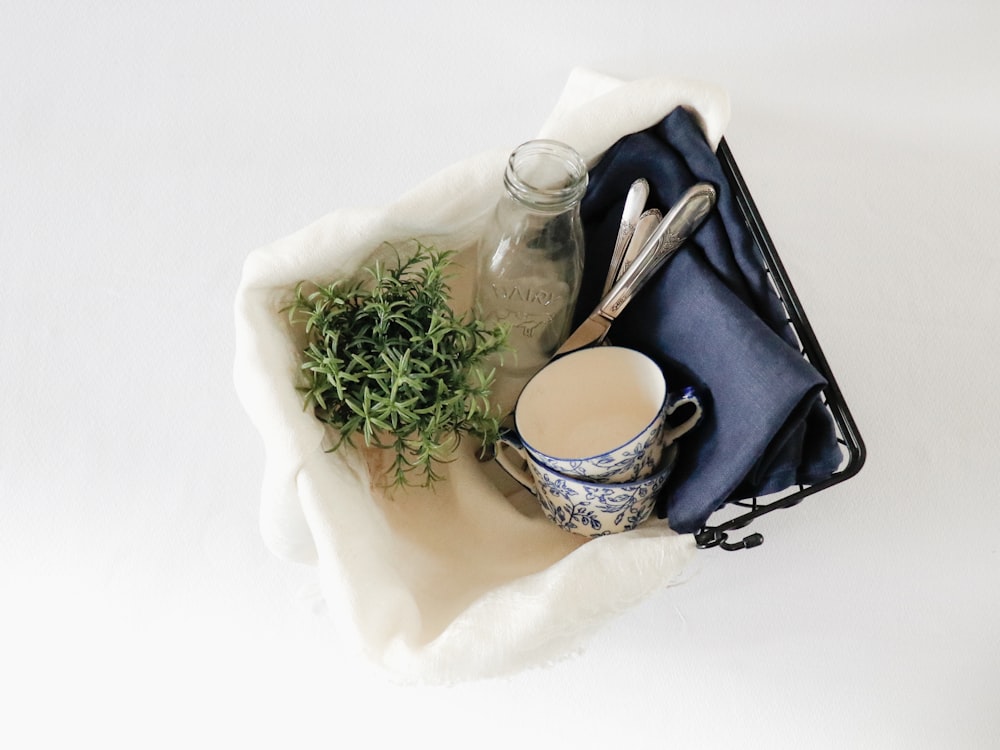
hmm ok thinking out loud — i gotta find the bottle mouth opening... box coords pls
[504,139,588,210]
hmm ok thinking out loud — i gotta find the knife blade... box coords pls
[554,182,717,357]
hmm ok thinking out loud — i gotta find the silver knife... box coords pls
[601,178,649,297]
[554,182,717,356]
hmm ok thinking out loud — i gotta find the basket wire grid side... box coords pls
[694,139,866,551]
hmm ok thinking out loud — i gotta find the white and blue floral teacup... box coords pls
[509,346,701,483]
[496,437,678,537]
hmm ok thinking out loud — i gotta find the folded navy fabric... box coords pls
[576,107,843,533]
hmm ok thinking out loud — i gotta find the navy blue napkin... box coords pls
[576,107,842,533]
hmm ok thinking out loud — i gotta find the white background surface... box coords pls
[3,2,998,747]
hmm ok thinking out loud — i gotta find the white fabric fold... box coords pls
[233,69,730,682]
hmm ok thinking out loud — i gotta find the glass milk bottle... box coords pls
[475,139,588,412]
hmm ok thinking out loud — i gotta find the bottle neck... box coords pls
[503,139,588,213]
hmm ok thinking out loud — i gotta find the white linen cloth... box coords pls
[233,68,730,682]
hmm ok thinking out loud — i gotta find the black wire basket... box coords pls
[693,139,866,551]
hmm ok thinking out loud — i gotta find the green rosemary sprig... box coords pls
[285,241,508,487]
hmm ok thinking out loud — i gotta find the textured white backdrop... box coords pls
[3,2,998,747]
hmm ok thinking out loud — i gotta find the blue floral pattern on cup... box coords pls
[496,440,679,538]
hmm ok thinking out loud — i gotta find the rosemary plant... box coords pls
[285,242,508,487]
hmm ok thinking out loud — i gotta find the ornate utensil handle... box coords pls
[598,182,717,319]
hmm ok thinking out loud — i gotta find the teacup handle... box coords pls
[493,431,538,493]
[663,386,703,444]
